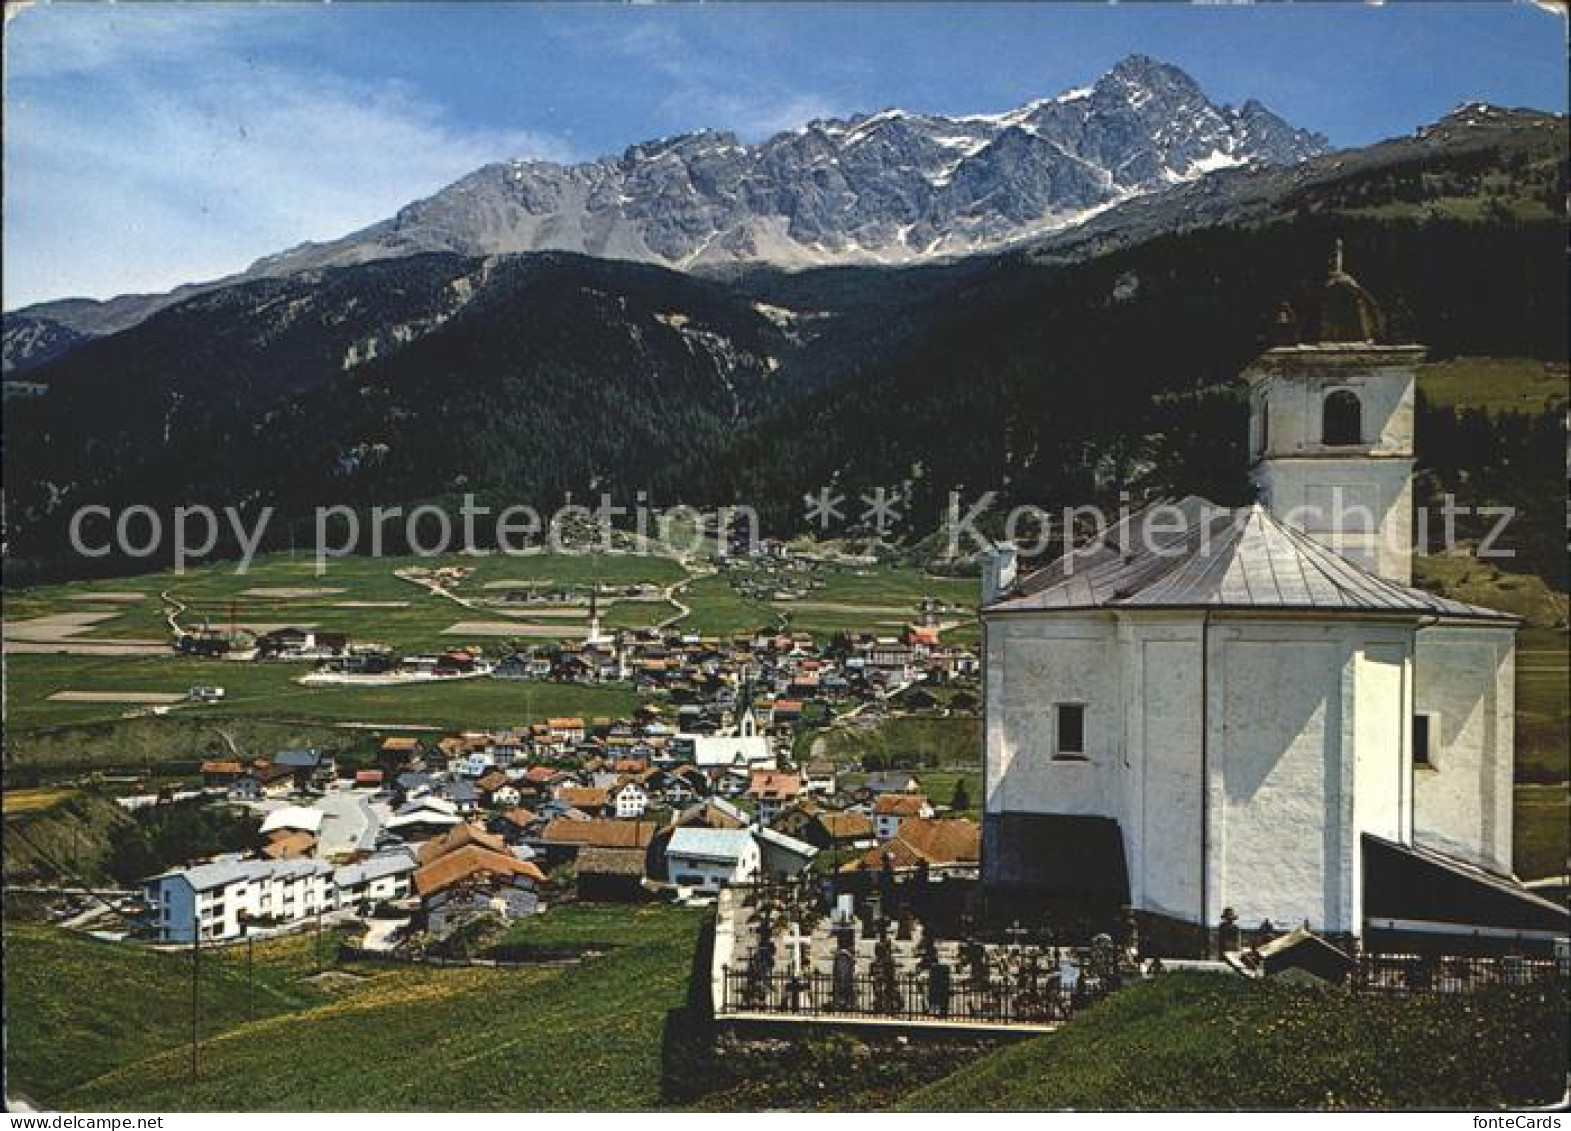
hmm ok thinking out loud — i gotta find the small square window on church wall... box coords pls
[1412,712,1437,769]
[1054,702,1086,759]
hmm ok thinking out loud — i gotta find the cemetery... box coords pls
[710,872,1569,1034]
[713,873,1145,1032]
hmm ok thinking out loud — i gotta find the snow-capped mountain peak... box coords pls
[243,54,1329,278]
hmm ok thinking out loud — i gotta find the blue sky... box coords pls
[4,1,1565,308]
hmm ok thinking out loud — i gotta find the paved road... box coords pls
[316,790,382,858]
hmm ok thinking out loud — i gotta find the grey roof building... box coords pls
[985,496,1512,622]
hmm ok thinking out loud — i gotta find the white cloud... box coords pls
[3,6,575,307]
[593,18,844,140]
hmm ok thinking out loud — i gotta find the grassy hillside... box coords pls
[3,924,327,1105]
[902,972,1569,1111]
[806,715,981,771]
[20,903,703,1111]
[1418,357,1567,416]
[10,915,1568,1111]
[3,790,136,886]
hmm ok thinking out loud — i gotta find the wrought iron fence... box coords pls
[1351,952,1568,995]
[719,964,1117,1026]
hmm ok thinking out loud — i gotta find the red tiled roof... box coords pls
[873,793,930,817]
[841,818,980,872]
[262,830,316,859]
[540,818,657,849]
[746,770,802,801]
[557,786,610,810]
[413,845,545,898]
[416,823,510,865]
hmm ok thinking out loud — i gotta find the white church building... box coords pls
[980,250,1567,954]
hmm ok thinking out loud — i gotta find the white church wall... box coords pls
[1351,641,1412,847]
[1413,624,1516,875]
[1118,615,1205,924]
[1211,621,1351,933]
[1349,635,1416,930]
[985,614,1122,821]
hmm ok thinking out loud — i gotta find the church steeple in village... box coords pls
[1243,243,1424,584]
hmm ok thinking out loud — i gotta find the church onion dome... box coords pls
[1314,239,1387,344]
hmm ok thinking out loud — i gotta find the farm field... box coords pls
[1,788,80,816]
[7,903,703,1111]
[675,574,778,636]
[6,551,694,658]
[2,653,639,741]
[7,551,965,661]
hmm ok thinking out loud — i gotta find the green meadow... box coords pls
[7,904,703,1111]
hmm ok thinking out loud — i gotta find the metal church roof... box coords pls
[983,496,1514,622]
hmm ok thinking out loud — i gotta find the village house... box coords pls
[520,765,571,798]
[674,796,750,831]
[859,770,922,799]
[394,770,438,800]
[259,805,325,842]
[142,857,335,943]
[335,849,418,910]
[535,816,658,867]
[868,639,917,684]
[664,827,761,894]
[488,780,523,809]
[414,838,546,934]
[800,761,838,796]
[573,846,650,902]
[380,735,423,763]
[766,699,804,730]
[233,762,295,800]
[842,817,981,875]
[490,806,540,842]
[261,830,317,860]
[872,792,934,842]
[754,825,819,879]
[201,760,245,788]
[386,796,463,839]
[609,780,650,819]
[441,778,481,814]
[556,785,611,817]
[745,769,803,826]
[546,717,587,744]
[455,749,500,777]
[672,730,775,772]
[273,748,335,791]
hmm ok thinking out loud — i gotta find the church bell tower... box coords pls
[1244,242,1424,584]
